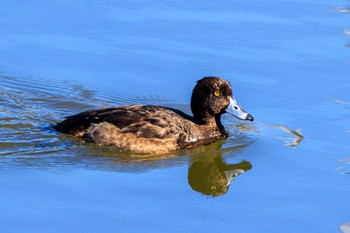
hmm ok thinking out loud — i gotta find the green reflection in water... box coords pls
[189,156,251,197]
[186,140,252,197]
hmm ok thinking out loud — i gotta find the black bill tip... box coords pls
[246,114,254,121]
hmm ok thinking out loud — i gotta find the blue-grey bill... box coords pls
[226,97,254,121]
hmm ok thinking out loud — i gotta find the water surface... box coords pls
[1,0,350,232]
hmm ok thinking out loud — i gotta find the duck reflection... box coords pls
[4,132,254,197]
[188,153,252,197]
[106,140,254,197]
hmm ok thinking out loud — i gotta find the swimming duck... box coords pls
[54,76,253,154]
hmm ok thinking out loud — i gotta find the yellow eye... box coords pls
[214,91,220,97]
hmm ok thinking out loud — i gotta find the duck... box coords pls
[54,76,253,154]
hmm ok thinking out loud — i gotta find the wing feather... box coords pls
[54,105,191,139]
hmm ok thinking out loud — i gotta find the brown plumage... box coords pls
[54,76,253,154]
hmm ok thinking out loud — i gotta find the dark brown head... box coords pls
[190,76,253,124]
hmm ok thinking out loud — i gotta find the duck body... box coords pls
[54,77,253,154]
[54,105,226,154]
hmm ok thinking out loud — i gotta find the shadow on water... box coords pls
[0,72,256,197]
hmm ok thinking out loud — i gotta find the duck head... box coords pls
[191,76,254,124]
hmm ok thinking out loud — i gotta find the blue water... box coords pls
[1,0,350,232]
